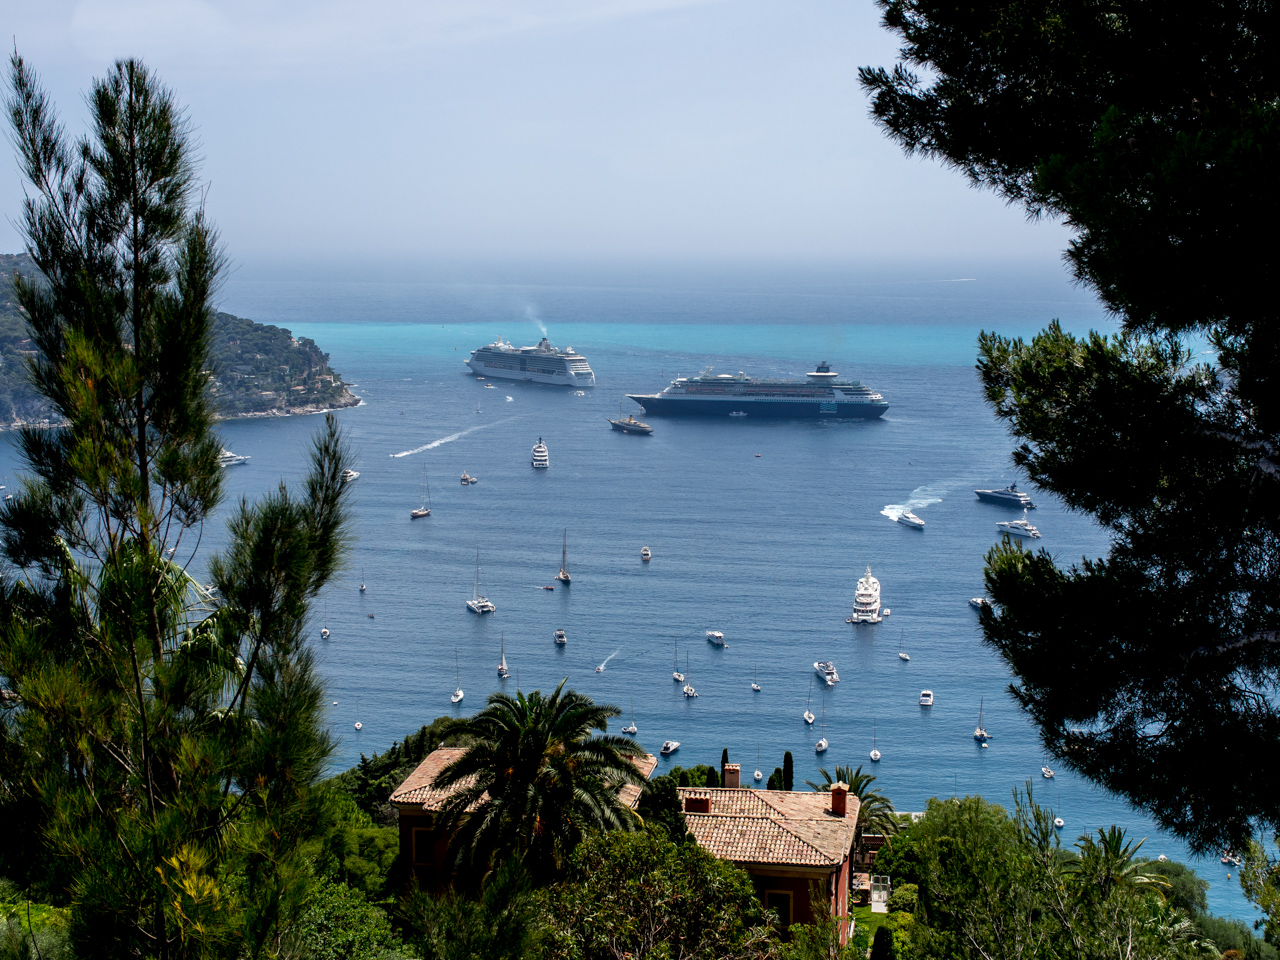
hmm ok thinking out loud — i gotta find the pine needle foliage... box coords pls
[0,55,353,960]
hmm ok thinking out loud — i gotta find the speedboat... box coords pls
[847,566,882,623]
[340,469,359,483]
[814,661,840,685]
[531,438,549,468]
[919,690,934,706]
[896,510,925,529]
[969,597,991,610]
[1042,766,1055,779]
[660,740,680,755]
[728,411,747,417]
[996,510,1042,539]
[554,629,567,644]
[595,665,604,673]
[641,546,651,561]
[975,483,1036,508]
[706,630,726,647]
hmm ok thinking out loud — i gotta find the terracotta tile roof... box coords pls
[390,748,657,811]
[677,787,859,868]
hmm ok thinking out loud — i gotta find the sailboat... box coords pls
[411,468,432,518]
[497,634,510,679]
[466,550,496,614]
[451,653,464,704]
[751,666,760,692]
[682,653,698,697]
[973,696,991,743]
[555,529,571,585]
[672,644,684,682]
[623,699,638,736]
[754,745,763,782]
[320,601,329,640]
[870,720,881,762]
[898,632,910,662]
[359,566,366,593]
[803,679,815,725]
[815,695,828,753]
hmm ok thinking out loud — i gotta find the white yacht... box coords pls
[641,546,651,561]
[554,628,567,645]
[847,566,882,623]
[969,597,991,610]
[467,337,596,386]
[896,510,925,529]
[340,469,360,483]
[660,740,680,756]
[997,511,1042,539]
[465,551,496,614]
[461,472,475,485]
[531,438,549,468]
[706,630,727,647]
[217,449,250,467]
[814,661,841,685]
[919,690,934,707]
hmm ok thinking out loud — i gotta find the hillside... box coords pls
[0,254,358,427]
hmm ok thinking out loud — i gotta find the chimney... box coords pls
[723,763,741,789]
[831,782,849,818]
[684,795,711,814]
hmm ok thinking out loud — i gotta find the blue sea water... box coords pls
[0,262,1257,920]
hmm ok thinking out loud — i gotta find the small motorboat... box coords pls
[919,690,934,706]
[554,629,567,644]
[543,585,555,590]
[660,740,680,756]
[341,469,360,483]
[970,597,991,610]
[484,383,495,388]
[1042,766,1055,779]
[896,510,925,529]
[366,613,375,619]
[729,411,747,417]
[641,546,651,561]
[706,630,727,647]
[595,665,604,673]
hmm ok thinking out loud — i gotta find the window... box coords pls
[766,891,792,927]
[412,828,434,865]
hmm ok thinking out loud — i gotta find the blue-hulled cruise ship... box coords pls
[627,362,888,419]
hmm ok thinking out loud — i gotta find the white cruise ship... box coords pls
[466,337,595,386]
[847,566,882,623]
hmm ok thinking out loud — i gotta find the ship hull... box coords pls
[975,491,1033,507]
[627,395,888,419]
[466,356,594,386]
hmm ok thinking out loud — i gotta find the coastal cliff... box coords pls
[0,253,358,428]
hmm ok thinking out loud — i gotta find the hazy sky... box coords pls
[2,0,1077,272]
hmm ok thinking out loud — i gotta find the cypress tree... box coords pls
[783,751,794,791]
[721,747,729,779]
[0,55,353,959]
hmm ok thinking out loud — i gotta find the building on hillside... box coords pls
[677,764,860,942]
[389,746,658,888]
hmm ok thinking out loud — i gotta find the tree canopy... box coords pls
[861,0,1280,852]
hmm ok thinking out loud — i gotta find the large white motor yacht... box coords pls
[847,566,882,623]
[531,438,549,468]
[340,469,359,483]
[660,740,680,755]
[896,510,925,529]
[996,511,1042,539]
[814,661,841,685]
[217,449,250,467]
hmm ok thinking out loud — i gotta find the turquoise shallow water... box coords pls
[0,264,1256,919]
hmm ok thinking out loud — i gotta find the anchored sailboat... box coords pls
[815,695,828,753]
[682,653,698,697]
[803,679,815,725]
[411,468,432,518]
[974,696,991,743]
[672,644,684,682]
[466,550,496,614]
[451,653,464,704]
[556,529,571,585]
[497,634,510,679]
[623,699,638,736]
[870,720,881,762]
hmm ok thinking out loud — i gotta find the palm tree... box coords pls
[806,764,900,846]
[1068,826,1171,899]
[432,680,645,882]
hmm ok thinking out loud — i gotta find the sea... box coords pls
[0,260,1256,920]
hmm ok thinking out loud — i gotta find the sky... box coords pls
[1,0,1079,274]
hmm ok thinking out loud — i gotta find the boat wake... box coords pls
[881,482,947,520]
[390,418,516,458]
[596,649,621,672]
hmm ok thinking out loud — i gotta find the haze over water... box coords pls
[0,261,1252,918]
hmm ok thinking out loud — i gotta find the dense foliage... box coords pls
[0,54,354,959]
[0,253,355,426]
[860,0,1280,854]
[873,790,1262,959]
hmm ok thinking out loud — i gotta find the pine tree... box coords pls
[0,55,353,959]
